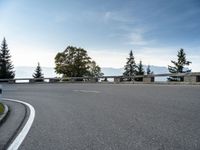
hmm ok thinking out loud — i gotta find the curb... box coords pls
[0,103,9,126]
[3,98,35,150]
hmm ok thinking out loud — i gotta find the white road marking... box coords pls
[73,90,100,93]
[3,98,35,150]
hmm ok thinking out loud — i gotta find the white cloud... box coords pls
[103,11,134,23]
[127,29,155,46]
[103,11,154,47]
[129,32,148,46]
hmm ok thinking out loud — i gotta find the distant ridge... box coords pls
[101,65,169,76]
[15,66,169,78]
[15,66,57,78]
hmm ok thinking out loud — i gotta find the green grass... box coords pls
[0,103,4,115]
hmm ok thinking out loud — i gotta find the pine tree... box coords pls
[0,38,15,79]
[33,62,44,81]
[168,49,191,81]
[123,50,137,80]
[136,60,144,75]
[135,60,144,81]
[146,65,153,75]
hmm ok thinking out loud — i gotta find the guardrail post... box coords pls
[29,79,35,83]
[89,78,98,83]
[143,76,154,83]
[184,74,200,83]
[8,79,16,84]
[114,77,122,83]
[49,78,60,83]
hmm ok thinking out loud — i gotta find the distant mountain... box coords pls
[102,65,169,76]
[15,66,57,78]
[101,68,124,76]
[14,65,169,78]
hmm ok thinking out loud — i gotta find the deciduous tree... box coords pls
[55,46,103,77]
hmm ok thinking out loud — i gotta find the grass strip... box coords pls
[0,102,4,115]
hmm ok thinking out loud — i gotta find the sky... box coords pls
[0,0,200,71]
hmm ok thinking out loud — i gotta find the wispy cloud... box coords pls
[103,13,155,46]
[102,12,155,46]
[126,28,156,46]
[103,11,134,23]
[128,31,148,46]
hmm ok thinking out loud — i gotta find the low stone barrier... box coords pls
[184,75,200,83]
[143,76,155,83]
[0,72,200,84]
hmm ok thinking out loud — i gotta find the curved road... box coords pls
[2,83,200,150]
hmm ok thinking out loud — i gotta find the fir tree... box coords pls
[146,65,151,75]
[0,38,15,79]
[168,49,191,81]
[33,62,44,80]
[136,60,144,75]
[146,65,153,75]
[135,60,144,81]
[123,50,137,80]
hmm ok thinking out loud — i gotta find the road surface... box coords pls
[2,83,200,150]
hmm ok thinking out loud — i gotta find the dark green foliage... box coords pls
[168,49,191,81]
[146,65,153,75]
[0,38,15,79]
[135,60,144,81]
[33,62,44,81]
[88,61,104,77]
[136,60,144,75]
[123,50,137,80]
[55,46,103,77]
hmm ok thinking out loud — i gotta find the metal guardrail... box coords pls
[0,72,200,84]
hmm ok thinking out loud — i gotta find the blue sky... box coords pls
[0,0,200,71]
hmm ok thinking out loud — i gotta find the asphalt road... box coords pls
[2,83,200,150]
[0,100,27,149]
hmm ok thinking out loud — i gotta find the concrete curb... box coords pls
[0,103,9,126]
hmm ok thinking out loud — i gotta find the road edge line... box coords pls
[3,98,35,150]
[0,103,9,125]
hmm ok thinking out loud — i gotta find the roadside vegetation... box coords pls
[123,50,151,81]
[32,62,44,82]
[0,37,193,82]
[55,46,103,78]
[0,38,15,79]
[0,103,4,115]
[168,49,191,81]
